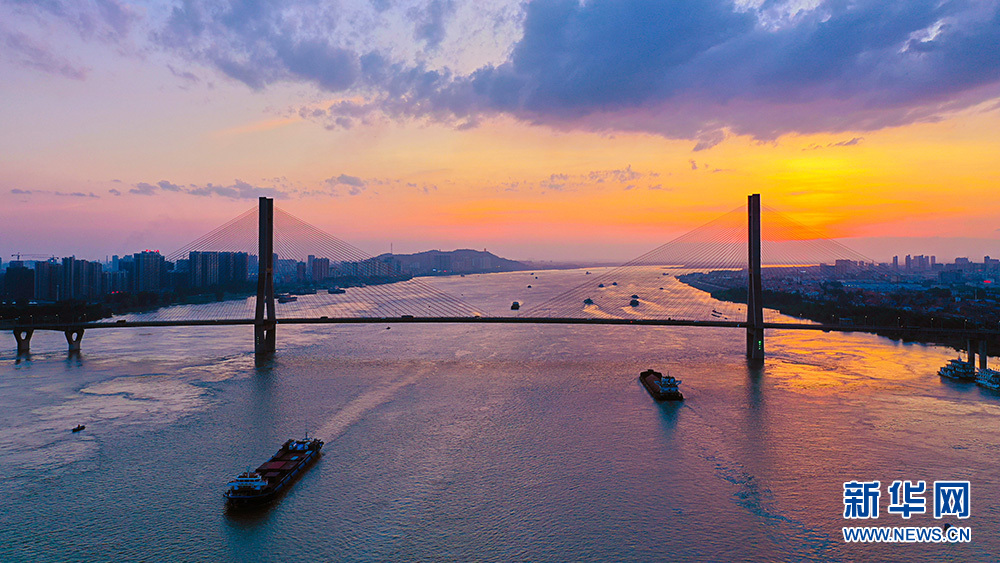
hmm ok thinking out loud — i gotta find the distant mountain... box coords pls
[377,249,527,276]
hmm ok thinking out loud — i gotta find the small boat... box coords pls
[527,285,532,288]
[631,294,639,299]
[598,283,605,288]
[277,293,298,303]
[327,287,346,294]
[939,359,975,381]
[583,298,594,305]
[71,425,86,433]
[639,369,683,401]
[585,271,591,275]
[511,301,520,310]
[611,282,618,286]
[629,299,640,307]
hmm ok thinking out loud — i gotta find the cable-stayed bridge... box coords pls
[5,195,998,365]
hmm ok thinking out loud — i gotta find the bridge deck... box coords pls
[4,317,999,338]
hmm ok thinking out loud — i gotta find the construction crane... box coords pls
[10,253,55,261]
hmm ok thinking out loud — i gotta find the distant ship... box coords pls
[511,301,520,310]
[938,359,976,381]
[225,437,324,505]
[71,425,86,433]
[277,293,297,303]
[639,369,683,401]
[976,367,1000,390]
[327,287,346,294]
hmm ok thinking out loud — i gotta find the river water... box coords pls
[1,269,997,562]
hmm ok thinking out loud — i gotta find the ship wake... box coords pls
[315,371,421,442]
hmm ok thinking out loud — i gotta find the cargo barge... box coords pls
[225,437,323,505]
[640,369,684,401]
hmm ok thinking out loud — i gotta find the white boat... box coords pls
[976,367,1000,390]
[939,358,976,381]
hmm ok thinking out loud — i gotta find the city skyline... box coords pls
[3,1,1000,262]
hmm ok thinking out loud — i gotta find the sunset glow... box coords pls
[2,1,999,262]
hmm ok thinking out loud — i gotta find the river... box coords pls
[1,268,996,561]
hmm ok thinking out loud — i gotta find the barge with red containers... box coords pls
[640,368,684,401]
[225,437,323,505]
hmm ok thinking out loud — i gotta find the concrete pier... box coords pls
[746,194,764,364]
[13,329,33,353]
[65,328,84,352]
[980,340,988,370]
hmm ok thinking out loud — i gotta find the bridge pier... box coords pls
[254,196,276,355]
[254,324,276,354]
[65,328,84,352]
[746,194,765,365]
[13,329,33,353]
[967,338,977,367]
[980,339,988,370]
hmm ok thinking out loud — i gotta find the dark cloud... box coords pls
[9,187,99,198]
[832,137,864,147]
[109,188,122,196]
[12,0,1000,142]
[187,180,284,199]
[156,0,360,92]
[804,136,866,150]
[157,180,183,192]
[316,0,1000,141]
[128,179,285,199]
[130,182,157,195]
[410,0,455,48]
[329,174,366,188]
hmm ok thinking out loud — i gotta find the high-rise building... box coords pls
[134,251,165,292]
[3,262,34,301]
[189,251,219,288]
[311,257,329,281]
[34,260,62,301]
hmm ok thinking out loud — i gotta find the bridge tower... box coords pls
[254,197,276,354]
[747,194,765,364]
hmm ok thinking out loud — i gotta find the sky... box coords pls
[2,0,999,263]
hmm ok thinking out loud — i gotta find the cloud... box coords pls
[109,188,122,196]
[187,180,284,199]
[309,0,1000,141]
[410,0,456,48]
[0,29,88,80]
[330,174,365,188]
[832,137,864,147]
[12,0,1000,143]
[804,136,866,150]
[9,187,98,198]
[130,182,157,195]
[129,179,286,199]
[157,180,183,192]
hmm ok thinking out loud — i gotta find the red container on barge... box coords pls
[224,437,323,504]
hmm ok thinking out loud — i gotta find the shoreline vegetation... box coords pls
[676,275,995,355]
